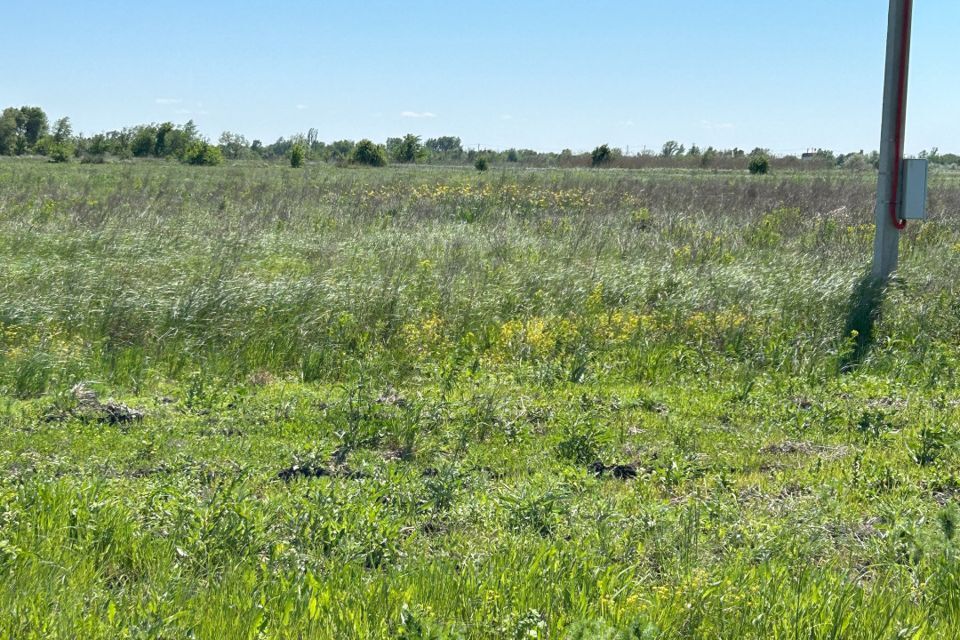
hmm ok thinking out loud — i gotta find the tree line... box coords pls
[3,105,958,170]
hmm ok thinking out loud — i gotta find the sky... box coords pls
[2,0,957,155]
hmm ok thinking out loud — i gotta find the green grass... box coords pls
[3,159,960,638]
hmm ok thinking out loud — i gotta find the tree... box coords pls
[0,106,48,154]
[748,152,770,175]
[351,139,388,166]
[701,146,717,167]
[154,122,174,157]
[591,144,613,167]
[474,157,489,172]
[130,126,156,157]
[661,140,684,157]
[52,117,72,143]
[425,136,463,159]
[19,107,48,149]
[391,134,425,164]
[506,148,519,163]
[36,118,75,162]
[0,108,18,155]
[219,131,250,160]
[184,140,223,166]
[328,140,355,162]
[290,142,306,168]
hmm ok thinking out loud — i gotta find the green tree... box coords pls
[591,144,613,167]
[391,134,425,164]
[218,131,250,160]
[474,156,489,171]
[290,143,306,168]
[748,152,770,175]
[183,140,223,167]
[164,121,198,160]
[425,136,463,159]
[700,146,717,167]
[661,140,684,157]
[0,106,48,154]
[52,117,72,143]
[184,140,223,166]
[130,126,156,157]
[328,140,355,162]
[154,122,175,157]
[20,107,48,149]
[351,139,388,167]
[0,108,18,155]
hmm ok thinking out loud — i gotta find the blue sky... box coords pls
[3,1,957,154]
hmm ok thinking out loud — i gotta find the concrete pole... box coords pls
[871,0,914,282]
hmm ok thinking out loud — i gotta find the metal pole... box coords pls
[871,0,914,282]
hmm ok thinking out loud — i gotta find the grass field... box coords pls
[3,160,960,638]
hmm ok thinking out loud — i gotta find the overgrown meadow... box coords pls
[2,159,960,638]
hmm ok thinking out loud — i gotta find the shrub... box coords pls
[184,140,223,166]
[391,134,425,164]
[290,143,306,168]
[474,157,489,172]
[351,139,388,167]
[701,147,717,167]
[49,143,73,163]
[37,136,73,163]
[591,144,612,167]
[748,153,770,175]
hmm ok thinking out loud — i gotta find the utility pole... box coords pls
[871,0,914,282]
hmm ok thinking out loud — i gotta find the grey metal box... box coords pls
[901,158,928,220]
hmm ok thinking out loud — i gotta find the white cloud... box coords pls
[401,111,437,118]
[620,119,636,127]
[155,98,183,105]
[501,114,513,121]
[295,104,308,110]
[174,108,192,115]
[700,119,735,130]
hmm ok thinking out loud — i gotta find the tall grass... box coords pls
[2,160,960,637]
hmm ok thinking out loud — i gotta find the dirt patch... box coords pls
[376,386,409,409]
[761,440,816,455]
[277,452,369,482]
[246,370,276,387]
[277,462,330,482]
[587,460,638,481]
[760,440,849,461]
[44,384,145,425]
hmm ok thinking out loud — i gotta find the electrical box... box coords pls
[901,158,928,220]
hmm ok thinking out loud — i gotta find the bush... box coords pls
[748,154,770,175]
[474,157,489,172]
[49,143,73,163]
[37,136,73,163]
[591,144,612,167]
[184,141,223,166]
[290,143,306,168]
[391,134,425,164]
[351,139,387,167]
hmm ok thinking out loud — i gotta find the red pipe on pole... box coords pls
[888,0,913,231]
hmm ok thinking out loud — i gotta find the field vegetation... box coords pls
[6,104,960,173]
[2,159,960,637]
